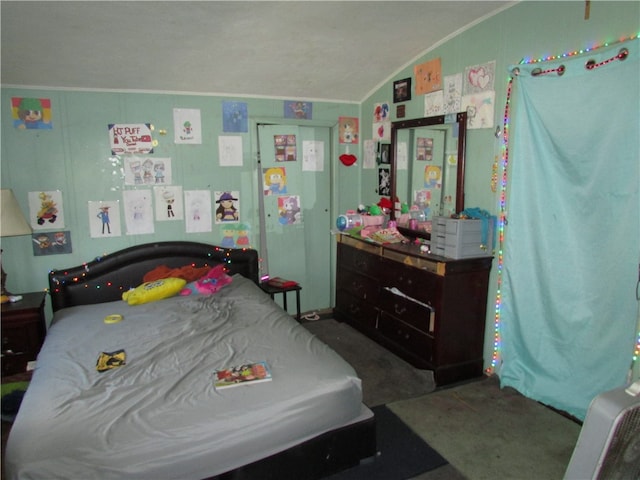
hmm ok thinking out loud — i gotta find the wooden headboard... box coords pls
[48,241,259,312]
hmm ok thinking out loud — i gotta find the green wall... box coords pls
[361,0,639,370]
[1,90,358,322]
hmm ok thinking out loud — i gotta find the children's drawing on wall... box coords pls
[220,224,237,248]
[28,190,65,230]
[11,97,52,129]
[109,123,154,155]
[416,137,434,161]
[414,189,432,219]
[302,141,324,172]
[123,189,154,235]
[372,102,391,142]
[424,165,442,189]
[284,101,312,120]
[443,73,463,114]
[235,223,251,247]
[263,167,287,195]
[123,157,172,185]
[462,90,495,129]
[414,57,442,95]
[378,168,391,196]
[184,190,212,233]
[278,195,302,225]
[154,186,183,221]
[363,139,377,169]
[463,60,496,95]
[273,135,296,162]
[222,101,248,133]
[218,136,243,167]
[424,90,444,117]
[32,231,72,256]
[339,117,359,144]
[215,191,239,223]
[89,200,122,238]
[173,108,202,144]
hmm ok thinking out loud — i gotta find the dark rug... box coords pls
[327,404,448,480]
[302,319,435,406]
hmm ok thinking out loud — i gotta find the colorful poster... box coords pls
[462,90,496,129]
[263,166,287,195]
[284,101,312,120]
[414,58,442,95]
[11,97,52,129]
[89,200,122,238]
[222,101,248,133]
[184,190,212,233]
[214,191,240,223]
[173,108,202,144]
[109,123,154,155]
[154,186,183,221]
[32,231,72,255]
[339,117,359,144]
[28,190,65,230]
[277,195,302,225]
[416,137,434,161]
[274,135,296,162]
[424,165,442,189]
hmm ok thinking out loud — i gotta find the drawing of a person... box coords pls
[142,159,154,184]
[130,160,143,185]
[264,167,286,195]
[279,196,300,225]
[221,225,236,248]
[154,161,165,183]
[216,192,239,222]
[97,206,111,234]
[424,165,441,189]
[163,190,175,218]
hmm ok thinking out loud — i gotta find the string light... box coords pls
[488,32,639,376]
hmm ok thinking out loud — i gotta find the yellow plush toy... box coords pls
[122,277,186,306]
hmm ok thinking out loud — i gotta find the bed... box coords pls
[5,241,375,480]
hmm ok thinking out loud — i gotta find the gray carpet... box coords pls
[302,319,436,407]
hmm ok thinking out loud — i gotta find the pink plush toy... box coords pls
[179,264,232,296]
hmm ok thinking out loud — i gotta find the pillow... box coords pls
[122,277,187,305]
[143,264,211,283]
[179,264,232,296]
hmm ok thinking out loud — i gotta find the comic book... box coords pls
[214,361,273,389]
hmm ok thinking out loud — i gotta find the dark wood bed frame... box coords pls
[47,241,376,479]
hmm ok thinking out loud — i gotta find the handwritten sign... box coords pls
[109,123,154,154]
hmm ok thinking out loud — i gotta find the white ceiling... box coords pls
[1,1,514,103]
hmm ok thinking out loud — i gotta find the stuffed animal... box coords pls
[179,264,232,296]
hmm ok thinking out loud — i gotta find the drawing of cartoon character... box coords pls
[130,160,143,185]
[424,165,442,188]
[142,159,154,184]
[264,167,286,195]
[36,192,58,225]
[163,190,175,218]
[97,206,111,234]
[279,196,300,225]
[235,224,250,246]
[221,225,236,248]
[154,161,165,183]
[131,199,144,221]
[15,98,49,129]
[216,192,238,222]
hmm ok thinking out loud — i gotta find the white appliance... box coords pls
[564,380,640,480]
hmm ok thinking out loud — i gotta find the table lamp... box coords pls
[1,189,32,297]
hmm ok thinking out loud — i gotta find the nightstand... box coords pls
[1,292,47,377]
[260,282,302,322]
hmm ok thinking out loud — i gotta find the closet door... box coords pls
[258,124,332,313]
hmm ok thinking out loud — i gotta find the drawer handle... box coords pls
[394,304,406,315]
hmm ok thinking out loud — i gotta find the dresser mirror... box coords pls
[390,111,467,239]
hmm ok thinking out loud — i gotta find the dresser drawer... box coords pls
[336,268,379,301]
[338,243,381,278]
[378,287,435,335]
[378,313,433,362]
[335,290,378,329]
[380,258,441,304]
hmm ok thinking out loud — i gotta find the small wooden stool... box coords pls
[260,282,302,321]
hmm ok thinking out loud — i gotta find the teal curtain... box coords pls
[499,38,640,420]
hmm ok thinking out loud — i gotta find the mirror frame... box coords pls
[390,111,467,240]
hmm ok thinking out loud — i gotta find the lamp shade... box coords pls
[1,189,32,237]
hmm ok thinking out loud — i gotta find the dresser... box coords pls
[1,292,47,377]
[334,234,492,386]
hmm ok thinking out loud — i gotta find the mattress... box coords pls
[5,275,369,479]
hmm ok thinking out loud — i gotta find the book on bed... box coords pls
[215,361,273,389]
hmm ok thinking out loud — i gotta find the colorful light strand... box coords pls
[488,32,640,376]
